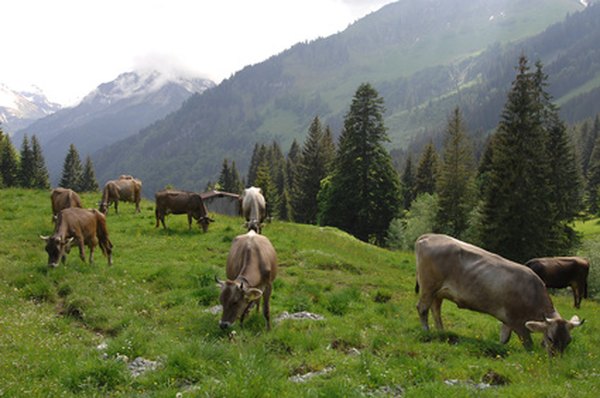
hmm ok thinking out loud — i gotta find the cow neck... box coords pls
[234,275,262,292]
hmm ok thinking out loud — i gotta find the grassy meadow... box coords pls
[0,188,599,397]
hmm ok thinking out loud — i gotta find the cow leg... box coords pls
[155,209,160,228]
[416,293,435,331]
[500,324,512,344]
[263,285,272,331]
[135,200,140,213]
[514,328,533,351]
[114,201,119,214]
[89,244,95,265]
[430,297,444,330]
[78,239,86,263]
[187,214,192,230]
[240,302,254,327]
[571,282,580,308]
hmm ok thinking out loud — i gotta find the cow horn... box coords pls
[567,315,584,330]
[39,235,50,241]
[215,275,225,287]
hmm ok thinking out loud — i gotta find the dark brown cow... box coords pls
[216,230,277,330]
[99,176,142,214]
[40,207,112,267]
[415,234,583,356]
[525,257,590,308]
[51,188,82,220]
[241,186,266,233]
[154,190,213,231]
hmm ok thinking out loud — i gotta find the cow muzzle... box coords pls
[219,321,232,330]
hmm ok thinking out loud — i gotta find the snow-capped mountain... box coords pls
[0,84,61,133]
[14,70,215,184]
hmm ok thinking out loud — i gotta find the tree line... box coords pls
[0,129,98,193]
[218,55,592,263]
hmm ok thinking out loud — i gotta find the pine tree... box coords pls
[400,155,415,210]
[217,158,231,191]
[253,159,275,219]
[229,160,243,194]
[435,107,476,238]
[587,136,600,214]
[0,133,19,187]
[414,140,439,196]
[292,116,334,224]
[81,156,99,192]
[30,135,50,189]
[320,83,401,244]
[480,55,559,262]
[60,144,84,191]
[246,144,262,187]
[18,134,35,188]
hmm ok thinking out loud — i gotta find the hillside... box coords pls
[14,71,214,184]
[93,0,587,196]
[0,188,599,396]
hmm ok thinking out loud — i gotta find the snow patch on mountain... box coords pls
[0,84,61,132]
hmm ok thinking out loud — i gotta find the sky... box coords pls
[1,0,395,106]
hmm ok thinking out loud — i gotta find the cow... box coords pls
[241,186,266,234]
[525,257,590,308]
[40,207,113,267]
[154,190,213,231]
[50,188,82,221]
[99,175,142,214]
[216,230,277,330]
[415,234,583,356]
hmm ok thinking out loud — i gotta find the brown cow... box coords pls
[155,190,213,231]
[415,234,583,356]
[241,186,266,233]
[51,188,82,220]
[40,207,113,267]
[99,176,142,214]
[216,230,277,330]
[525,257,590,308]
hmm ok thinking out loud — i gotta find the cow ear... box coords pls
[525,320,548,333]
[65,237,75,246]
[244,288,263,301]
[567,315,584,330]
[40,235,50,241]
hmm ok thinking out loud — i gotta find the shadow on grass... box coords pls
[416,329,509,358]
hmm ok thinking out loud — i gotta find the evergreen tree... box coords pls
[292,116,334,224]
[217,158,232,191]
[0,133,19,187]
[81,155,99,192]
[229,161,243,194]
[414,140,438,196]
[400,155,415,210]
[18,134,35,188]
[435,107,477,238]
[30,135,50,189]
[284,140,301,221]
[320,83,401,245]
[480,55,559,262]
[246,143,262,187]
[59,144,84,191]
[253,159,276,219]
[587,136,600,214]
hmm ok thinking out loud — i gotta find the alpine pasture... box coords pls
[0,188,598,397]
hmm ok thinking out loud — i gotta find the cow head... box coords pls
[98,201,108,214]
[526,315,584,356]
[216,277,263,329]
[197,216,214,232]
[245,219,262,234]
[40,235,74,267]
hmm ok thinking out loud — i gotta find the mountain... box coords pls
[93,0,589,196]
[0,84,61,133]
[15,70,215,184]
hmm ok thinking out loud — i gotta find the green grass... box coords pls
[1,188,599,396]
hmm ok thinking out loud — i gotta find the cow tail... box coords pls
[95,211,113,257]
[415,280,420,294]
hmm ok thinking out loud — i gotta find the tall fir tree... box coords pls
[480,55,560,262]
[283,139,301,221]
[435,107,477,239]
[400,155,415,210]
[587,135,600,214]
[18,134,35,188]
[320,83,401,244]
[246,143,262,187]
[81,155,99,192]
[414,140,439,196]
[30,135,50,189]
[292,116,334,224]
[0,133,19,187]
[60,144,84,191]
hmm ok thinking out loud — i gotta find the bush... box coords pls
[386,193,439,250]
[579,239,600,298]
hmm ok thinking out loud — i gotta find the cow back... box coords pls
[525,257,590,289]
[226,231,277,288]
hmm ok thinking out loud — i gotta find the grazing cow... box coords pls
[525,257,590,308]
[51,188,82,220]
[241,186,266,233]
[40,207,113,267]
[216,230,277,330]
[99,175,142,214]
[415,234,583,356]
[154,190,213,231]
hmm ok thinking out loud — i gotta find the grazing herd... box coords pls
[41,179,589,356]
